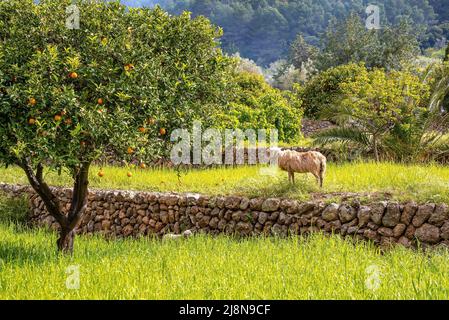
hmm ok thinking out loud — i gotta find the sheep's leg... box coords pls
[287,171,292,183]
[319,175,324,188]
[291,172,295,185]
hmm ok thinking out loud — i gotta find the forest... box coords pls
[124,0,449,65]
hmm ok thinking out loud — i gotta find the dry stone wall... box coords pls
[1,183,449,249]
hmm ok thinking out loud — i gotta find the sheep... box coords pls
[270,148,327,187]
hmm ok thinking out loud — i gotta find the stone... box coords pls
[378,227,393,237]
[262,198,280,212]
[321,203,339,222]
[271,224,283,236]
[401,202,417,225]
[338,205,356,223]
[239,197,250,210]
[363,229,379,241]
[415,224,440,244]
[209,217,219,229]
[382,203,401,227]
[198,215,211,228]
[231,211,241,222]
[347,226,358,235]
[326,220,342,232]
[225,196,241,210]
[278,212,287,225]
[236,222,253,236]
[393,224,406,238]
[440,222,449,240]
[280,199,298,214]
[296,202,315,216]
[397,236,412,248]
[269,212,279,221]
[370,202,386,225]
[101,220,111,231]
[357,206,371,227]
[160,212,169,224]
[428,204,449,227]
[380,236,396,247]
[404,225,416,240]
[412,204,435,227]
[217,219,227,231]
[123,225,134,237]
[258,212,268,225]
[249,198,264,211]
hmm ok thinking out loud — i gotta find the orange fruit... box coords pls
[97,98,104,105]
[124,63,134,71]
[28,98,37,106]
[138,127,146,133]
[98,170,105,178]
[140,163,147,169]
[127,147,134,154]
[159,128,166,136]
[28,118,36,125]
[54,115,62,122]
[69,72,78,79]
[127,171,132,178]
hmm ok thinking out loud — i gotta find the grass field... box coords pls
[1,222,449,300]
[1,162,449,203]
[2,162,449,300]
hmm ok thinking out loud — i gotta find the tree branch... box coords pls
[18,159,68,227]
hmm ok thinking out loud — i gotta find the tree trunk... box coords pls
[19,159,90,254]
[373,136,380,163]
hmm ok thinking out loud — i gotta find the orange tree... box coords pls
[0,0,233,253]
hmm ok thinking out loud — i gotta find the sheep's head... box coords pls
[266,147,283,166]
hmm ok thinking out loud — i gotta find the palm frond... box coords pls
[313,127,371,148]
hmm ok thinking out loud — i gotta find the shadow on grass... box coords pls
[235,174,318,200]
[0,239,57,267]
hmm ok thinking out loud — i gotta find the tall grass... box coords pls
[1,162,449,203]
[1,223,449,300]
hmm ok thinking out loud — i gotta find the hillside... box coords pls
[123,0,449,66]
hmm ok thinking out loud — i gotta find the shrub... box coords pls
[214,72,303,143]
[300,63,365,118]
[313,66,449,162]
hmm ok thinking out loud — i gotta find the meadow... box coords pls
[1,162,449,203]
[1,221,449,300]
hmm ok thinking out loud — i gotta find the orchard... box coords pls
[0,0,234,253]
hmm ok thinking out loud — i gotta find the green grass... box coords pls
[1,162,449,203]
[1,222,449,299]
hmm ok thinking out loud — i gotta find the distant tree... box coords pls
[317,13,419,71]
[233,53,263,76]
[445,43,449,61]
[288,34,318,70]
